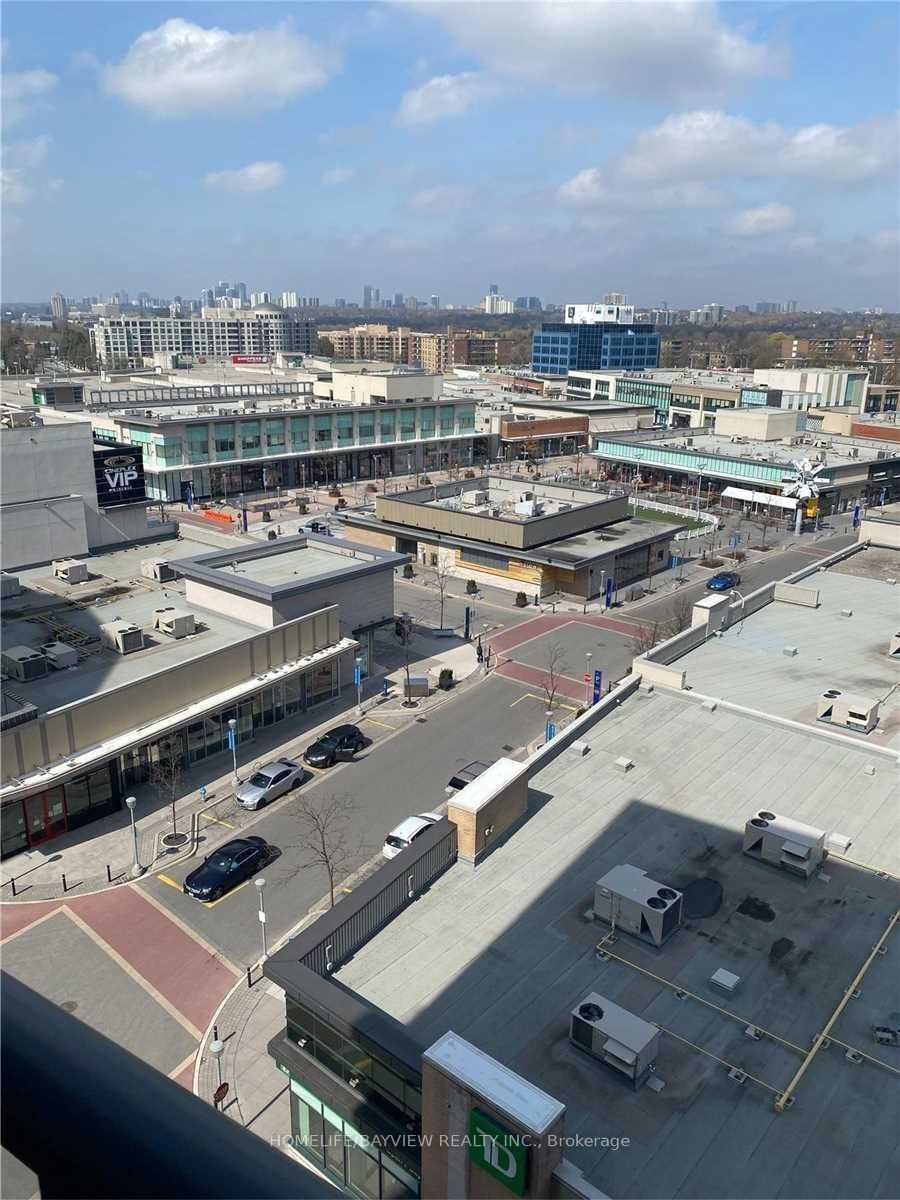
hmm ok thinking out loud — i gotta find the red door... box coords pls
[24,790,68,847]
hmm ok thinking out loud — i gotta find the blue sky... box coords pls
[2,1,898,308]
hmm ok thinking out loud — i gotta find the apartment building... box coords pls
[781,332,897,365]
[91,307,317,368]
[320,325,410,363]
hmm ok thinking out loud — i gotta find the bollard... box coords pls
[213,1024,219,1042]
[106,864,113,883]
[246,965,253,988]
[10,876,17,897]
[61,873,68,893]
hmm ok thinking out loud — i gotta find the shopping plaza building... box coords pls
[0,534,403,859]
[82,368,482,503]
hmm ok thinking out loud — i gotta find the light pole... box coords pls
[125,796,143,878]
[227,717,238,787]
[255,877,268,959]
[696,463,707,515]
[585,651,593,708]
[354,655,364,713]
[209,1038,224,1089]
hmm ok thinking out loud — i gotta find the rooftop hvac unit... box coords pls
[141,558,177,583]
[53,559,89,585]
[1,646,48,681]
[462,489,488,507]
[0,573,21,599]
[99,619,144,655]
[569,993,660,1089]
[742,811,826,878]
[816,689,880,734]
[847,447,860,459]
[592,864,683,947]
[40,641,78,670]
[152,607,196,638]
[514,499,540,516]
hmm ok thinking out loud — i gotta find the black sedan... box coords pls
[183,836,269,902]
[303,724,365,768]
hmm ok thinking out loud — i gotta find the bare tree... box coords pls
[291,793,362,908]
[432,555,453,631]
[541,639,569,711]
[396,612,415,704]
[630,620,662,657]
[150,741,185,837]
[664,592,694,640]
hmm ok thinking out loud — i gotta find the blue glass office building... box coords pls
[532,321,660,376]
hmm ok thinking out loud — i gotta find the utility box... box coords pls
[0,573,21,599]
[1,646,48,681]
[742,810,826,878]
[100,619,144,655]
[153,607,196,638]
[141,558,177,583]
[404,675,429,699]
[40,641,78,670]
[816,689,880,734]
[54,559,89,585]
[593,864,683,947]
[569,993,660,1088]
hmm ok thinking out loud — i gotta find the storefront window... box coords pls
[308,661,335,704]
[315,415,334,446]
[241,421,261,455]
[291,417,310,451]
[214,423,236,456]
[284,676,303,717]
[266,419,286,453]
[346,1130,380,1198]
[337,414,354,446]
[379,413,395,443]
[187,425,209,463]
[439,406,454,434]
[1,803,28,859]
[399,412,417,441]
[419,409,435,437]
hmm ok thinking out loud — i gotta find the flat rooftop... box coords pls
[615,430,900,466]
[222,543,362,587]
[338,687,900,1198]
[421,476,602,521]
[674,548,900,748]
[526,514,684,565]
[2,537,258,712]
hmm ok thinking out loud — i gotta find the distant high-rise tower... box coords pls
[394,292,404,308]
[489,284,499,296]
[363,285,373,308]
[214,281,229,298]
[50,293,67,321]
[430,295,440,309]
[236,282,247,303]
[373,288,381,306]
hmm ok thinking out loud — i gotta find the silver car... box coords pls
[235,759,304,810]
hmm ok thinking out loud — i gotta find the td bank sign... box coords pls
[469,1109,529,1195]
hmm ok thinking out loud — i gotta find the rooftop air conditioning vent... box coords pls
[1,646,48,681]
[657,887,678,901]
[758,811,776,821]
[569,992,660,1088]
[578,1002,604,1022]
[647,896,667,910]
[742,811,826,878]
[750,818,769,829]
[592,865,683,947]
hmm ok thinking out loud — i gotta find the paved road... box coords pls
[138,672,548,964]
[613,533,856,632]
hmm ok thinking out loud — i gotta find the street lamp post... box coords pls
[255,877,268,959]
[125,796,143,878]
[696,463,707,515]
[355,655,364,713]
[227,718,238,787]
[209,1039,224,1088]
[585,651,593,708]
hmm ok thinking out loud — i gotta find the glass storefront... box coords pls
[287,1078,419,1200]
[1,764,120,859]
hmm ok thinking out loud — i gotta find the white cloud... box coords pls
[724,202,794,236]
[408,184,474,213]
[559,168,721,210]
[1,136,57,204]
[412,2,785,105]
[205,161,286,193]
[2,67,58,127]
[321,166,355,186]
[615,110,899,185]
[396,72,498,127]
[102,18,337,116]
[869,229,899,251]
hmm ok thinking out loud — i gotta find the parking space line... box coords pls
[202,879,251,909]
[363,716,400,732]
[199,812,236,829]
[156,873,182,891]
[510,691,579,713]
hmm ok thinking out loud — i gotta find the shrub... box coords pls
[438,667,454,690]
[296,501,308,514]
[700,556,724,568]
[335,497,347,509]
[464,469,476,479]
[327,487,341,498]
[403,563,414,579]
[466,578,478,594]
[514,591,528,607]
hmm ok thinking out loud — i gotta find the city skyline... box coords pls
[2,2,899,308]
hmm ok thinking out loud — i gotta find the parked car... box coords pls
[446,760,493,795]
[235,758,304,810]
[705,570,742,592]
[183,836,269,901]
[382,813,443,860]
[303,520,331,534]
[303,724,365,768]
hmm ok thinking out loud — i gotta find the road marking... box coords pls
[156,873,182,891]
[363,716,400,731]
[510,691,579,713]
[137,887,240,977]
[169,1050,198,1081]
[0,905,62,946]
[63,907,203,1041]
[199,812,235,830]
[202,879,251,909]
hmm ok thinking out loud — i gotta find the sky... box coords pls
[2,1,899,309]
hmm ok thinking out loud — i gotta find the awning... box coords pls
[721,486,798,510]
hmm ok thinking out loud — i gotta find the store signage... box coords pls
[469,1109,528,1195]
[231,354,271,365]
[93,441,147,508]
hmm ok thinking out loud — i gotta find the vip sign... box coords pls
[93,441,147,507]
[103,455,139,490]
[469,1109,528,1195]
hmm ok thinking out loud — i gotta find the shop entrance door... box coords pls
[24,790,67,847]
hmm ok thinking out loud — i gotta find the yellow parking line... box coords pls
[202,879,251,909]
[363,716,398,731]
[199,812,235,829]
[510,691,579,713]
[156,873,182,891]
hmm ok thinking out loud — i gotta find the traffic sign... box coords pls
[592,669,603,704]
[213,1082,229,1106]
[546,721,556,741]
[226,728,236,751]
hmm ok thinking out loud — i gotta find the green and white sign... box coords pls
[469,1108,528,1196]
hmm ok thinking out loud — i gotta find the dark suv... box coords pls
[303,724,366,768]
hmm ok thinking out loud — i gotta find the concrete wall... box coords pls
[1,606,341,783]
[713,407,800,441]
[273,568,396,637]
[1,497,90,569]
[773,581,820,607]
[859,517,900,548]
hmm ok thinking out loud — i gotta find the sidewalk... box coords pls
[0,636,479,903]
